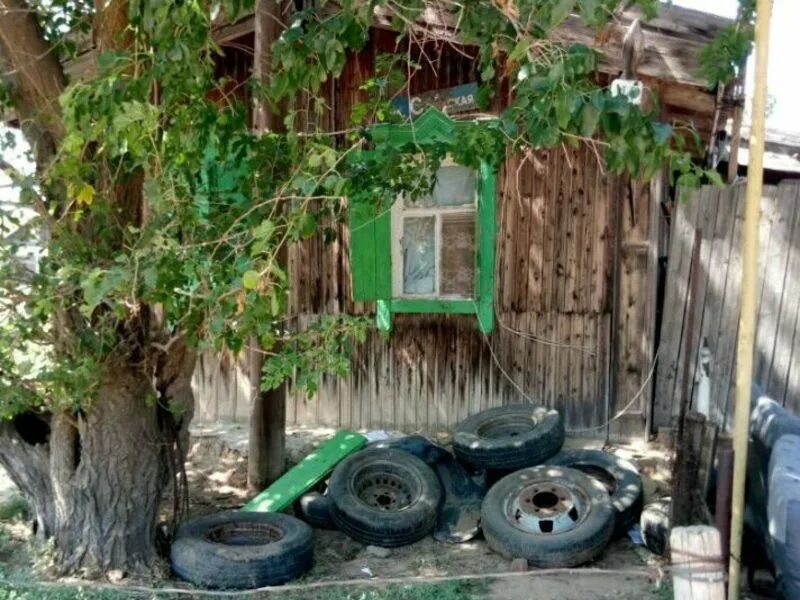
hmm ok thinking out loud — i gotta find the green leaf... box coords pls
[253,220,275,240]
[550,0,575,28]
[299,213,317,238]
[653,122,673,145]
[242,270,260,290]
[76,183,95,206]
[580,102,600,137]
[706,169,725,187]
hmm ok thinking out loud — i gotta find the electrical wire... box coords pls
[495,311,597,355]
[474,303,660,434]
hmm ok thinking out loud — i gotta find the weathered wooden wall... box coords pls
[654,182,800,430]
[191,28,661,438]
[192,146,658,437]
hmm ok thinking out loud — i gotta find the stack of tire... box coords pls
[453,405,642,567]
[321,404,644,568]
[170,403,646,588]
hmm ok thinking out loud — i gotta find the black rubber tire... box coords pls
[453,405,564,471]
[170,511,313,589]
[297,492,337,530]
[639,498,670,556]
[546,449,643,536]
[328,447,442,547]
[481,466,615,568]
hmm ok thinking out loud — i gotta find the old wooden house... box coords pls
[171,4,740,440]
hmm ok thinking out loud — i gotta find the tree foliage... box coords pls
[0,0,734,421]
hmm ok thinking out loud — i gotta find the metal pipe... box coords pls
[728,1,773,596]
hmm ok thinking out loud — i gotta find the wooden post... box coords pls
[671,526,726,600]
[672,411,707,527]
[248,0,292,493]
[728,1,772,596]
[715,442,734,582]
[607,176,625,442]
[670,230,702,525]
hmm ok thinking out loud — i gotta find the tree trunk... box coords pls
[0,418,55,539]
[247,0,293,492]
[0,355,195,575]
[0,0,199,577]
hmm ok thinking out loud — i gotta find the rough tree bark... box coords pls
[0,0,197,575]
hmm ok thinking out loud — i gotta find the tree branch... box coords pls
[0,157,49,217]
[0,0,66,172]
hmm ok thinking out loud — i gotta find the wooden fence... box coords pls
[654,181,800,430]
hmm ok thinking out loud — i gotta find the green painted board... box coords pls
[241,430,367,513]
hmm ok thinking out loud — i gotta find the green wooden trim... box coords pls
[376,299,392,332]
[349,202,378,300]
[369,107,475,147]
[360,108,497,333]
[373,203,393,299]
[390,298,477,314]
[477,160,496,333]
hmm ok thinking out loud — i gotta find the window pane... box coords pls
[418,165,477,207]
[440,213,475,296]
[401,216,436,294]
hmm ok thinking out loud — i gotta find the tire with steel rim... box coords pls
[453,405,564,470]
[328,447,442,547]
[545,448,643,536]
[481,466,615,567]
[170,511,313,589]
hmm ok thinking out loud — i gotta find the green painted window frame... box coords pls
[352,108,496,333]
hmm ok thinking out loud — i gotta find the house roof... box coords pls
[67,3,733,91]
[737,127,800,174]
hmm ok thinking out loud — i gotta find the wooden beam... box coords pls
[728,0,772,595]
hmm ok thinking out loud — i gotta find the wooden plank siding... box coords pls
[191,28,660,438]
[654,182,800,430]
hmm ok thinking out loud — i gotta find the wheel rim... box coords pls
[477,413,539,439]
[205,522,284,546]
[352,464,417,511]
[505,480,589,534]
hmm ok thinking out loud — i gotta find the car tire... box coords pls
[640,498,670,556]
[297,492,337,530]
[546,449,643,536]
[170,511,313,589]
[328,447,442,547]
[453,405,564,470]
[481,465,615,567]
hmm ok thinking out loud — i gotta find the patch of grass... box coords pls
[0,496,27,523]
[273,580,488,600]
[656,580,673,600]
[0,580,487,600]
[0,583,147,599]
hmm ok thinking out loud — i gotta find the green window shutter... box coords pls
[349,200,392,301]
[476,161,496,333]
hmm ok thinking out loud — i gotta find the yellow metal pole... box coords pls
[728,1,773,597]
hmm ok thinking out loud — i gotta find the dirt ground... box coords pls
[0,427,673,599]
[179,426,672,599]
[0,425,780,599]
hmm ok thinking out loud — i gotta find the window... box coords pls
[349,108,496,333]
[393,164,478,299]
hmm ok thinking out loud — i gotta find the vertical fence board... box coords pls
[653,182,800,431]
